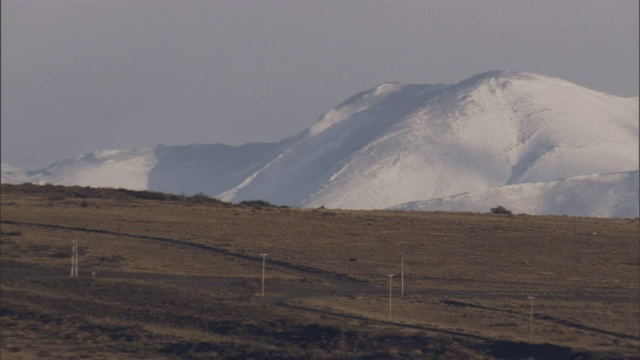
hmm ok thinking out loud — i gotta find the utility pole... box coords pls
[70,239,78,278]
[387,274,394,320]
[260,254,267,296]
[528,296,535,342]
[401,252,404,296]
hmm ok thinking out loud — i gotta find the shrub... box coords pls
[49,250,69,258]
[490,205,512,214]
[239,200,273,208]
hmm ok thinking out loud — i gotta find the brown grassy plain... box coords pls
[1,183,638,359]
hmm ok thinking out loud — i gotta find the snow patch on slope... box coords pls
[392,171,640,218]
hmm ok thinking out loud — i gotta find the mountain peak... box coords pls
[309,71,578,137]
[451,70,552,94]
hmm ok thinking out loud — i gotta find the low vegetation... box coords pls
[3,183,233,206]
[239,199,286,209]
[1,183,638,359]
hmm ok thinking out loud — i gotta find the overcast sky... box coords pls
[2,0,638,170]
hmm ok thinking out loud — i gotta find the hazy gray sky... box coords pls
[2,0,638,169]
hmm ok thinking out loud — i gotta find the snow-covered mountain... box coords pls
[3,71,638,217]
[218,71,638,210]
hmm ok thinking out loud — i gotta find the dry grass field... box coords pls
[1,183,638,359]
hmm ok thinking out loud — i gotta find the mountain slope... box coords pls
[391,170,640,218]
[218,82,450,205]
[147,139,294,196]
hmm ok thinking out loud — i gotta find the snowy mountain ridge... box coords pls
[3,71,638,217]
